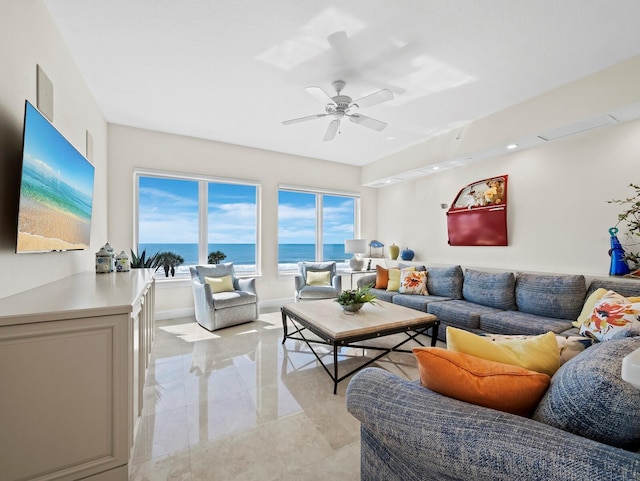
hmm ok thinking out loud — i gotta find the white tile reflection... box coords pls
[129,311,431,480]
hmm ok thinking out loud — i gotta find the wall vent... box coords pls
[537,115,618,141]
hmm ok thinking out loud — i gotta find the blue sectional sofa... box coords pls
[346,336,640,481]
[356,264,640,341]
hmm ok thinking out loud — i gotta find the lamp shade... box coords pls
[345,239,368,254]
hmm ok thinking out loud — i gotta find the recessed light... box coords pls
[386,136,396,140]
[507,144,518,150]
[432,166,440,170]
[385,180,392,183]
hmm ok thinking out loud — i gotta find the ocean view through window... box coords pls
[137,173,259,277]
[278,187,358,271]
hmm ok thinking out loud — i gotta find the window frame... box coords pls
[277,184,360,273]
[134,169,261,279]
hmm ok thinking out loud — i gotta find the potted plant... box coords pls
[609,183,640,274]
[157,251,185,277]
[130,248,160,270]
[208,250,227,264]
[336,284,378,314]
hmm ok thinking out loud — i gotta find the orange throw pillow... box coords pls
[375,265,389,289]
[412,347,551,417]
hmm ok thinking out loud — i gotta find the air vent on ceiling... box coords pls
[538,115,618,141]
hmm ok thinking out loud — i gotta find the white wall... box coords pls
[107,124,378,314]
[0,1,108,298]
[376,118,640,276]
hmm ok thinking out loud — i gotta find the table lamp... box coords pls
[345,239,368,271]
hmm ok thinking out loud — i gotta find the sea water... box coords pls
[138,243,350,272]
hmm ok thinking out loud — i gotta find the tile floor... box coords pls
[129,311,435,481]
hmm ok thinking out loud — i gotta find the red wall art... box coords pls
[446,175,508,246]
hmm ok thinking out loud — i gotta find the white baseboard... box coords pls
[155,308,194,320]
[259,297,293,313]
[155,298,294,320]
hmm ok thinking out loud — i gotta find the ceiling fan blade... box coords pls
[351,88,394,110]
[306,86,337,106]
[348,113,387,132]
[324,119,340,141]
[282,113,329,125]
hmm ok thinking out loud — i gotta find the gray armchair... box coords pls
[294,261,342,302]
[190,264,258,331]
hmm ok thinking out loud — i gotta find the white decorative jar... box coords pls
[116,251,130,272]
[95,247,111,274]
[103,242,116,272]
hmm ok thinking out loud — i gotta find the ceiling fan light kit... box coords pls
[283,80,394,141]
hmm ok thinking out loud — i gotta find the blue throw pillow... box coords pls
[533,337,640,450]
[462,269,516,310]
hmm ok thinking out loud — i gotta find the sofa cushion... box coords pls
[587,279,640,298]
[579,290,640,341]
[515,273,586,320]
[425,265,463,299]
[480,332,592,366]
[299,262,336,284]
[204,275,235,293]
[196,263,235,281]
[297,285,340,300]
[479,310,574,336]
[413,347,551,417]
[573,287,608,328]
[306,270,330,286]
[387,267,414,292]
[367,287,396,303]
[392,294,450,312]
[462,269,516,310]
[398,270,428,295]
[427,300,502,331]
[210,290,257,309]
[374,265,390,289]
[446,327,560,376]
[533,337,640,450]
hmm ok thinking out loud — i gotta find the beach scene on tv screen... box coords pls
[17,103,94,252]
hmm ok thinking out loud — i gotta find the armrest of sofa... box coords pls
[356,273,376,288]
[346,368,640,481]
[294,274,305,295]
[331,274,342,291]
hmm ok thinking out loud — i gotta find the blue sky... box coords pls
[138,178,355,244]
[23,101,94,197]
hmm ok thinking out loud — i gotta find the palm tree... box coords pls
[157,251,185,277]
[208,250,227,264]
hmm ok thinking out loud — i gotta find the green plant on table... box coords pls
[130,248,160,269]
[336,284,378,307]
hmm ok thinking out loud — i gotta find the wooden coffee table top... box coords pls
[282,299,437,342]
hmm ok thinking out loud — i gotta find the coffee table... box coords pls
[281,299,439,393]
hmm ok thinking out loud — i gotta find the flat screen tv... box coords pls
[16,100,95,253]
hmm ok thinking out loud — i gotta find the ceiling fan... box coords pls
[282,80,394,141]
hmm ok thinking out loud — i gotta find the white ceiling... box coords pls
[44,0,640,167]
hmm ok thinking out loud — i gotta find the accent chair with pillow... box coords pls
[294,261,341,301]
[190,264,258,331]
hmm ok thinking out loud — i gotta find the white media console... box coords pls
[0,269,155,481]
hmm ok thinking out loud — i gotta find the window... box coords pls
[208,182,257,274]
[278,187,358,271]
[136,172,259,278]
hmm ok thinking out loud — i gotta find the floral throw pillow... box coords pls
[398,270,428,295]
[579,290,640,341]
